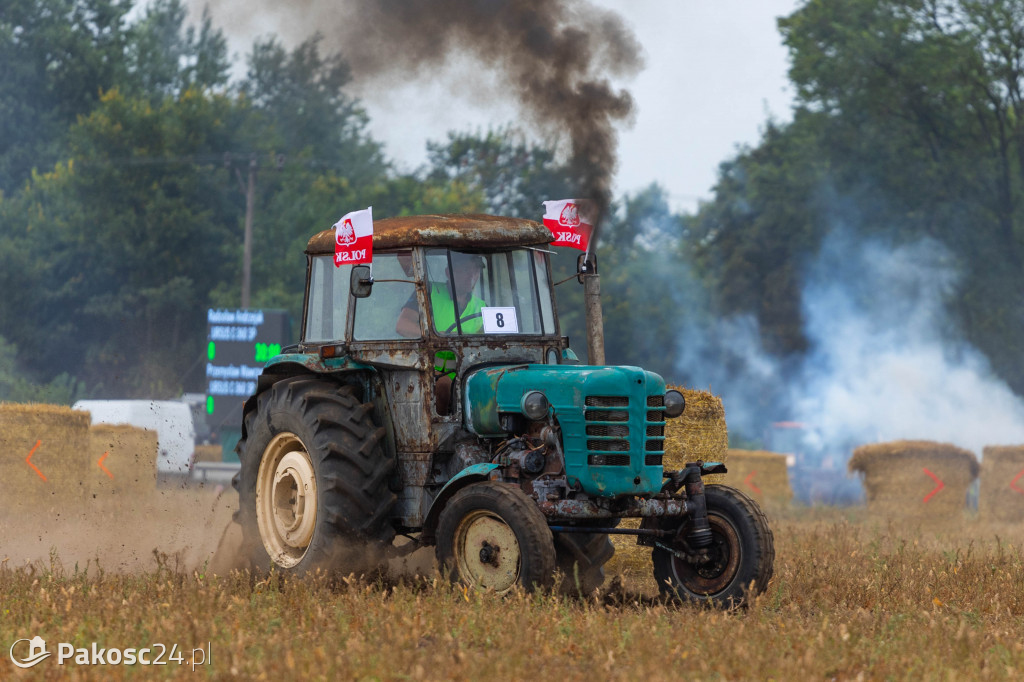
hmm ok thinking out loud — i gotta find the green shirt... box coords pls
[430,283,485,334]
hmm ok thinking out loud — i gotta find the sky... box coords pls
[190,0,802,215]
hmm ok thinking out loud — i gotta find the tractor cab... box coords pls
[298,214,572,424]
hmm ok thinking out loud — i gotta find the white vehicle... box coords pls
[72,400,196,478]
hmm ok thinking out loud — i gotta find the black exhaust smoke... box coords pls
[197,0,643,226]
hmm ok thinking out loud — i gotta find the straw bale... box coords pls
[720,449,792,506]
[979,445,1024,522]
[663,386,729,484]
[0,403,91,510]
[87,424,157,498]
[193,445,222,464]
[849,440,978,516]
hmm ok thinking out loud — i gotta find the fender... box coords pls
[420,463,503,543]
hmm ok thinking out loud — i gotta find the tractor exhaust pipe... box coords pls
[578,253,605,365]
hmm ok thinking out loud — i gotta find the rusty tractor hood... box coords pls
[465,364,669,498]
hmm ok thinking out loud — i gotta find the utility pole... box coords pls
[231,153,257,309]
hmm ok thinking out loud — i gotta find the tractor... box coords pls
[231,214,774,605]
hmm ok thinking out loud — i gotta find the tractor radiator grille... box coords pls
[585,410,628,422]
[586,396,629,407]
[645,393,666,468]
[587,439,630,452]
[585,395,631,460]
[586,424,629,438]
[588,454,631,467]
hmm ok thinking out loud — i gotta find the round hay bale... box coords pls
[87,424,158,498]
[849,440,978,516]
[979,445,1024,522]
[720,449,792,507]
[0,403,91,511]
[664,386,728,484]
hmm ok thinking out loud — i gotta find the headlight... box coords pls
[664,390,685,418]
[521,391,550,420]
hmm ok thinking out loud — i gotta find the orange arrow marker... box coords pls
[922,467,944,503]
[97,451,114,480]
[1010,468,1024,495]
[744,470,762,496]
[26,440,46,481]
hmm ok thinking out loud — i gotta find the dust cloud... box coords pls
[0,486,238,573]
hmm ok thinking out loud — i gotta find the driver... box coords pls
[396,251,487,337]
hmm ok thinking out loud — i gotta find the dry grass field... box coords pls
[2,491,1024,680]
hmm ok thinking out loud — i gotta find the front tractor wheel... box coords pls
[235,377,397,575]
[653,484,774,607]
[436,482,556,594]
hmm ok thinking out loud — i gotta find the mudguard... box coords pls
[421,463,502,543]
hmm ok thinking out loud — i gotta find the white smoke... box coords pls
[791,229,1024,455]
[676,227,1024,462]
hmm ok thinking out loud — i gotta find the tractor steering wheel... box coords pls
[445,312,483,333]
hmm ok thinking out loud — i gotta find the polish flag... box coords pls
[334,206,373,267]
[542,199,593,251]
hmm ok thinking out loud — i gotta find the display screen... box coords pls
[205,309,291,433]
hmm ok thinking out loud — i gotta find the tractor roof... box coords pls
[306,214,552,254]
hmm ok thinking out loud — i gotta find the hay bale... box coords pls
[0,403,91,510]
[192,444,222,464]
[87,424,157,498]
[720,449,792,506]
[663,386,729,484]
[849,440,978,516]
[979,445,1024,522]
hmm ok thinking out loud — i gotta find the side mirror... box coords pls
[561,348,580,365]
[350,265,373,298]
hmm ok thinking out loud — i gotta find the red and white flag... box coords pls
[333,206,373,267]
[542,199,593,251]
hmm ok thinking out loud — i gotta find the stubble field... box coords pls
[2,490,1024,680]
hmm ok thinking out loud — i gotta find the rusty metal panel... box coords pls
[537,496,688,520]
[306,214,553,254]
[382,370,435,453]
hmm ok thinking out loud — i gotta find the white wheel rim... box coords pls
[256,432,318,568]
[453,510,521,593]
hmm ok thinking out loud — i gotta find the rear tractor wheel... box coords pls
[234,377,397,575]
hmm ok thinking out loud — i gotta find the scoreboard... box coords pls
[205,309,291,434]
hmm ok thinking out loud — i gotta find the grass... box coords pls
[2,506,1024,680]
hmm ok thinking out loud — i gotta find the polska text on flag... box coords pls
[334,206,373,266]
[542,199,592,251]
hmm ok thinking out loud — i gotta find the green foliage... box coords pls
[426,126,576,218]
[0,0,132,192]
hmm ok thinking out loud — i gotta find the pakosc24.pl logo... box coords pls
[10,635,211,670]
[9,636,50,668]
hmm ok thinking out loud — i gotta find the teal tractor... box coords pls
[232,214,774,604]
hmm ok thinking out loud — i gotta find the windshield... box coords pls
[303,248,557,342]
[424,248,556,336]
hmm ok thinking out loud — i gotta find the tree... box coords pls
[0,0,132,193]
[124,0,229,97]
[426,126,577,218]
[778,0,1024,392]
